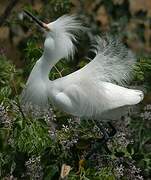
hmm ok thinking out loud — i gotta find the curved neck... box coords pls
[28,52,59,83]
[39,53,58,80]
[43,48,59,67]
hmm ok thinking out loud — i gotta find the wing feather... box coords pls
[84,35,136,84]
[53,76,109,118]
[49,15,85,59]
[54,35,138,118]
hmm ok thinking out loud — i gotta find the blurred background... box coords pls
[0,0,151,64]
[0,0,151,179]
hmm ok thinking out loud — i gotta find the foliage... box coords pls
[0,53,150,179]
[130,105,151,177]
[0,56,23,101]
[134,58,151,88]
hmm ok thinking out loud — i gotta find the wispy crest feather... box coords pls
[49,15,84,59]
[88,35,136,84]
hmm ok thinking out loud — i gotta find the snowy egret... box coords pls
[22,10,144,118]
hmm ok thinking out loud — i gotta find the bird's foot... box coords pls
[85,121,116,159]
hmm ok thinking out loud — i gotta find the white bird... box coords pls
[21,11,144,120]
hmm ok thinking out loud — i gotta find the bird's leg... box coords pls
[95,120,109,142]
[107,122,117,138]
[95,120,117,143]
[85,121,117,159]
[94,120,112,155]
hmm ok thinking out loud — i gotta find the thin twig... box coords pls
[54,65,63,77]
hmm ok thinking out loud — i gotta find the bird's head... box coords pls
[24,10,84,60]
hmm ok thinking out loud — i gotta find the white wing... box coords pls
[52,76,143,119]
[51,75,109,118]
[52,36,143,118]
[85,36,136,84]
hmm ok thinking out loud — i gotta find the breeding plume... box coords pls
[22,11,144,119]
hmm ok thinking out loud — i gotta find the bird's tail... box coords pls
[125,89,144,105]
[101,82,144,110]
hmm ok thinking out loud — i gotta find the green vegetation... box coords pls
[0,44,151,179]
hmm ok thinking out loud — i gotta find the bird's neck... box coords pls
[43,50,58,68]
[29,52,59,83]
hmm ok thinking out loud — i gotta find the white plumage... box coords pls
[21,13,144,119]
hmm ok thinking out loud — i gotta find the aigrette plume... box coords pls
[47,15,85,59]
[89,35,136,85]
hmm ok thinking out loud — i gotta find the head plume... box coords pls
[47,15,85,59]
